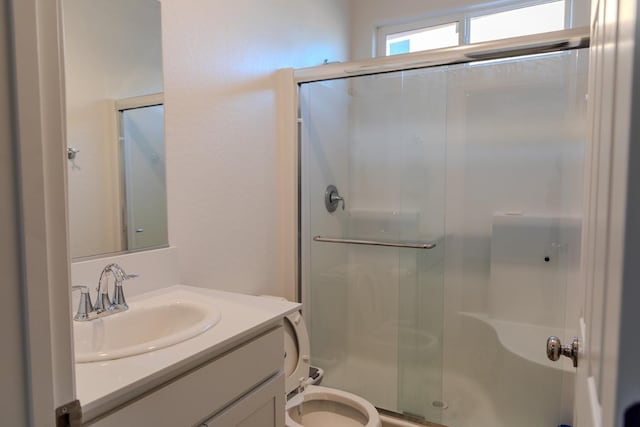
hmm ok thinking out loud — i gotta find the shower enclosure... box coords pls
[299,33,588,427]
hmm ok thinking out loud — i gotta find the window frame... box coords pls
[375,0,574,57]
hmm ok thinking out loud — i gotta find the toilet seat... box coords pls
[283,311,311,394]
[283,311,381,427]
[285,385,382,427]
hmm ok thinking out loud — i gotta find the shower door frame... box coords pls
[294,27,589,85]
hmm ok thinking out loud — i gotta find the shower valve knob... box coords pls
[325,185,345,212]
[331,193,345,208]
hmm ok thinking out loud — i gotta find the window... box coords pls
[385,22,460,56]
[378,0,569,57]
[469,1,566,43]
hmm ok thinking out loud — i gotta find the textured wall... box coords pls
[162,0,350,297]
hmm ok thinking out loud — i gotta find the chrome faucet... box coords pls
[72,263,138,321]
[96,263,138,311]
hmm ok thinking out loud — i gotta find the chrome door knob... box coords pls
[546,336,579,367]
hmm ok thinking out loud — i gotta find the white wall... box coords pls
[0,0,28,422]
[161,0,350,298]
[349,0,591,60]
[63,0,163,258]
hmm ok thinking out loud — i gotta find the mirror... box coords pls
[62,0,168,259]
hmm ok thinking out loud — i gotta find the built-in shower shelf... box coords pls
[460,312,576,374]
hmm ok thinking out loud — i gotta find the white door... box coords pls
[563,0,639,426]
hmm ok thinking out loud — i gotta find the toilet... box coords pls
[283,310,382,427]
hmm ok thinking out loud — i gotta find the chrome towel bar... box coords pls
[313,236,436,250]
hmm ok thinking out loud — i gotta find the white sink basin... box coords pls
[74,293,221,363]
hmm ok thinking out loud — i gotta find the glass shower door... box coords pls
[440,50,588,427]
[300,48,588,427]
[300,67,448,423]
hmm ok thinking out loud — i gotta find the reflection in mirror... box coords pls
[118,96,168,251]
[63,0,168,259]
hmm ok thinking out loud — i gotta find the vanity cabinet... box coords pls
[86,326,284,427]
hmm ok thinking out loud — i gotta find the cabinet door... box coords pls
[201,373,284,427]
[87,328,283,427]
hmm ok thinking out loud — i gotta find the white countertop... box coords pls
[75,285,300,422]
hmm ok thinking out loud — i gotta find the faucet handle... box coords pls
[112,272,138,310]
[71,285,94,321]
[94,280,112,312]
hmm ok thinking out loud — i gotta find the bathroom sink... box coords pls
[74,292,221,363]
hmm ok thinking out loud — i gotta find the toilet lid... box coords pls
[284,310,311,395]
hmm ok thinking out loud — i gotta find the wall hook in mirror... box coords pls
[67,147,80,160]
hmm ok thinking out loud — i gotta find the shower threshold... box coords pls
[378,408,448,427]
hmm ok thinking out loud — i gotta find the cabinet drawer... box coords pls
[200,372,284,427]
[88,327,283,427]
